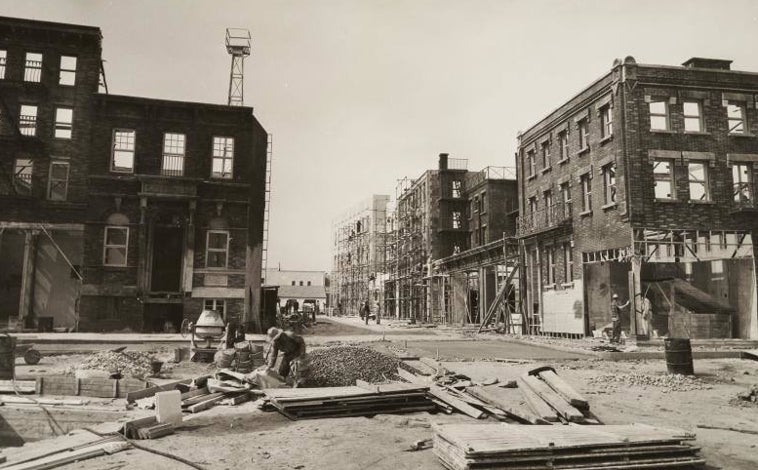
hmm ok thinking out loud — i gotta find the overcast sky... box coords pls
[2,0,758,271]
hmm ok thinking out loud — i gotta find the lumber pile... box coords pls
[433,423,705,470]
[263,383,434,420]
[0,429,128,470]
[121,416,175,440]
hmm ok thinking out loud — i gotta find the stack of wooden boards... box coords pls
[121,416,175,440]
[0,376,148,398]
[433,423,705,470]
[263,383,434,419]
[400,360,599,425]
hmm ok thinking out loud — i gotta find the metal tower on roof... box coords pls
[225,28,251,106]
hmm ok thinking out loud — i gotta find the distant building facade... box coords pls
[264,268,327,311]
[517,56,758,339]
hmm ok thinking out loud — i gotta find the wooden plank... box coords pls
[0,396,86,406]
[403,360,437,376]
[743,349,758,361]
[180,387,210,400]
[520,375,584,422]
[419,357,442,370]
[537,370,589,409]
[0,380,36,394]
[187,393,234,413]
[397,367,484,418]
[467,385,543,424]
[125,378,192,403]
[2,441,128,470]
[517,377,559,422]
[182,392,224,407]
[220,392,252,406]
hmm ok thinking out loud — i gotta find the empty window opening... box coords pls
[541,141,550,169]
[732,163,752,204]
[47,160,69,201]
[212,136,234,179]
[580,173,592,212]
[563,242,573,283]
[649,100,669,131]
[578,119,589,149]
[19,104,38,136]
[162,132,186,176]
[54,107,73,139]
[206,230,229,268]
[103,226,129,266]
[688,162,709,201]
[683,101,703,132]
[600,105,612,138]
[560,182,572,219]
[653,160,675,199]
[558,131,568,160]
[24,52,42,82]
[727,102,746,134]
[544,190,553,225]
[59,55,77,86]
[526,150,535,177]
[111,129,135,172]
[14,158,33,195]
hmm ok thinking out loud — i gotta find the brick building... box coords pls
[0,16,268,332]
[385,154,519,324]
[517,56,758,340]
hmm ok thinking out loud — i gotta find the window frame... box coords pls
[649,100,670,131]
[47,160,70,201]
[111,128,136,173]
[203,299,227,317]
[19,104,38,136]
[558,131,568,161]
[54,107,73,139]
[103,226,129,267]
[545,246,556,286]
[452,211,462,229]
[560,182,572,219]
[653,159,675,200]
[211,136,234,179]
[543,190,553,225]
[528,196,538,226]
[727,101,746,135]
[600,104,613,139]
[732,162,753,204]
[683,100,704,133]
[563,242,574,283]
[24,52,43,83]
[13,158,33,195]
[578,119,589,150]
[59,55,77,86]
[205,230,230,269]
[602,163,617,205]
[451,179,461,198]
[580,173,592,213]
[541,141,551,170]
[687,161,710,201]
[526,149,536,177]
[162,132,187,176]
[0,49,6,80]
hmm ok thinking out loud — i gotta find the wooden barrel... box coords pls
[664,338,694,375]
[0,334,16,380]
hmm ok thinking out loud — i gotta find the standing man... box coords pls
[610,293,630,344]
[639,294,653,338]
[361,299,370,325]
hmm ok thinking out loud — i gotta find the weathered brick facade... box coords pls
[517,57,758,339]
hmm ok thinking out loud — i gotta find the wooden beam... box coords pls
[520,375,584,422]
[537,370,589,409]
[517,377,559,422]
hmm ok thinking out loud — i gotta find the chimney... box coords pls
[439,153,449,170]
[682,58,732,70]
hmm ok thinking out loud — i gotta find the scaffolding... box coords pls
[330,195,391,316]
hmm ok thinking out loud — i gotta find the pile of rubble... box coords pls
[73,350,157,378]
[587,372,710,392]
[307,346,399,387]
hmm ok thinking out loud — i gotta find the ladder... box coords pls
[262,134,273,277]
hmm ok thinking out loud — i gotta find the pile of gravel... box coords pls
[306,346,400,387]
[588,372,710,392]
[73,350,156,378]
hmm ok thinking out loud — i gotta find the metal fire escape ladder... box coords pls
[261,133,273,275]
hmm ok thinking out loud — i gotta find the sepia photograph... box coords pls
[0,0,756,468]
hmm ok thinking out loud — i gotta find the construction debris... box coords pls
[587,372,710,392]
[262,383,433,420]
[307,346,399,387]
[433,423,705,470]
[72,350,160,379]
[731,384,758,406]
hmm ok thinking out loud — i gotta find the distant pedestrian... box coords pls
[610,293,630,344]
[361,300,370,325]
[639,295,652,337]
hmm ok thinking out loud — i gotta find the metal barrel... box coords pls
[664,337,694,375]
[0,334,17,380]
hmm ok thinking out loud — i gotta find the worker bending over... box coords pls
[265,327,306,378]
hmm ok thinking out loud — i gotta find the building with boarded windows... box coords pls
[516,56,758,340]
[0,16,268,332]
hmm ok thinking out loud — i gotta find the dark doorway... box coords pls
[143,303,183,333]
[150,226,183,292]
[0,231,25,325]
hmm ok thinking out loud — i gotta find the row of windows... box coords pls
[290,281,314,286]
[648,99,749,134]
[653,160,754,203]
[6,158,70,201]
[8,104,74,139]
[103,227,230,268]
[525,103,613,179]
[0,50,78,85]
[110,130,235,179]
[527,241,574,287]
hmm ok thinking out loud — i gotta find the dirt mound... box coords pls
[306,346,399,387]
[73,350,156,378]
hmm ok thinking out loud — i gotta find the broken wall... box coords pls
[32,231,82,330]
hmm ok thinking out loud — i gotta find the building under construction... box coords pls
[330,195,390,316]
[384,154,520,325]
